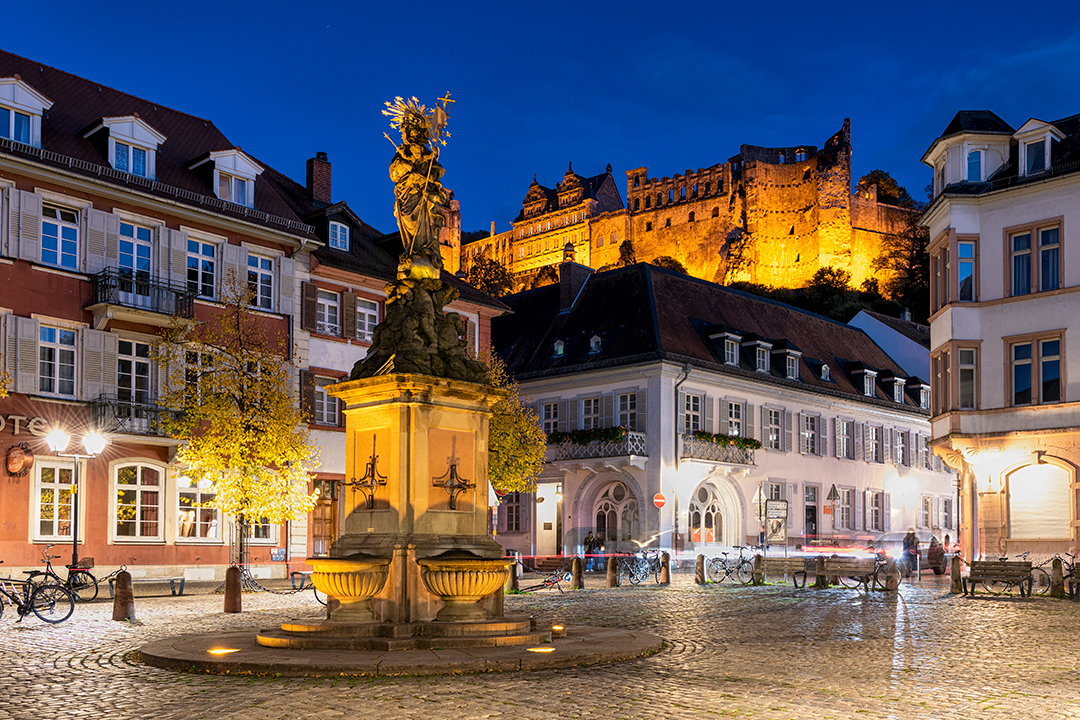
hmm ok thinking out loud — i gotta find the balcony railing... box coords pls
[680,435,755,465]
[92,395,177,437]
[90,268,196,318]
[551,431,648,461]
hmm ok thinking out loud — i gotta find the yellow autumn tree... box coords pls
[485,352,546,494]
[157,273,319,564]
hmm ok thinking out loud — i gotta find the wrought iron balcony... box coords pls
[680,435,755,465]
[551,431,648,461]
[89,268,196,320]
[92,395,177,437]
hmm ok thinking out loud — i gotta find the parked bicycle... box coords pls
[981,551,1049,594]
[24,545,98,602]
[706,546,755,585]
[834,551,898,590]
[0,562,75,623]
[618,549,662,586]
[520,559,574,592]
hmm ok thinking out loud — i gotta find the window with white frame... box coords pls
[867,425,881,463]
[726,401,742,437]
[39,326,76,397]
[967,149,982,181]
[837,420,852,459]
[34,461,74,541]
[799,414,818,455]
[863,372,877,397]
[821,364,830,381]
[582,397,599,430]
[504,492,522,532]
[247,254,274,310]
[724,339,738,365]
[920,496,932,528]
[895,430,907,465]
[117,339,152,427]
[356,298,378,342]
[919,435,931,469]
[867,491,883,531]
[756,347,769,372]
[114,464,163,540]
[766,409,782,450]
[114,142,148,177]
[893,379,905,404]
[684,394,702,433]
[0,105,31,144]
[185,350,214,402]
[786,355,798,379]
[1025,139,1046,175]
[187,240,216,298]
[246,518,273,542]
[919,387,930,410]
[542,402,559,435]
[119,223,152,301]
[313,377,339,426]
[328,221,350,251]
[942,497,954,530]
[177,476,220,540]
[617,392,638,431]
[767,482,783,501]
[41,204,79,270]
[838,488,853,530]
[218,172,248,206]
[316,290,340,336]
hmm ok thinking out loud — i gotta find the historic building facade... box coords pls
[491,259,955,562]
[920,109,1080,562]
[464,120,915,292]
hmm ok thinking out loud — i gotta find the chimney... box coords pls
[490,221,495,236]
[306,152,331,205]
[559,253,593,313]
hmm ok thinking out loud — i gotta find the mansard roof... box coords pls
[940,110,1014,137]
[494,263,925,412]
[0,49,316,241]
[514,166,623,221]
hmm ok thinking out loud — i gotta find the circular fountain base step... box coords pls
[259,615,544,651]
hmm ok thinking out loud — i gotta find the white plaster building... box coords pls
[920,109,1080,561]
[492,261,955,565]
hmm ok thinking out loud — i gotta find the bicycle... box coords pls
[981,552,1049,594]
[618,550,662,586]
[1026,552,1075,595]
[833,552,898,590]
[0,563,75,623]
[706,546,755,585]
[24,545,99,602]
[520,561,573,593]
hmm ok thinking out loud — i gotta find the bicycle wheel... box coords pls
[1030,567,1051,595]
[628,560,646,585]
[68,571,98,603]
[30,584,75,624]
[836,574,860,588]
[706,559,724,583]
[735,559,755,585]
[653,559,662,584]
[313,585,327,605]
[982,578,1010,593]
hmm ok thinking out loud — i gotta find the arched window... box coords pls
[689,485,723,545]
[1008,463,1071,539]
[645,196,651,209]
[712,207,719,218]
[634,198,640,211]
[688,211,695,223]
[593,482,638,545]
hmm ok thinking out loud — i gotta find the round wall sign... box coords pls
[6,444,34,476]
[653,493,666,509]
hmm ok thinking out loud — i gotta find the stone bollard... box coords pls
[1052,556,1065,597]
[695,554,706,584]
[753,554,765,586]
[511,561,520,592]
[950,555,963,594]
[885,559,900,591]
[224,565,242,613]
[660,552,671,585]
[814,556,828,589]
[607,555,619,587]
[828,554,840,587]
[112,570,136,621]
[571,556,584,590]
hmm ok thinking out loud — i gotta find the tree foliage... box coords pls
[873,217,931,323]
[157,274,319,548]
[855,169,919,209]
[484,352,545,494]
[651,256,688,274]
[617,239,637,267]
[464,255,514,298]
[530,264,559,289]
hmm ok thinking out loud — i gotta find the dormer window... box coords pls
[589,335,602,353]
[189,149,263,208]
[553,340,565,357]
[0,76,53,148]
[919,387,930,410]
[821,364,830,381]
[786,355,799,380]
[724,339,738,365]
[84,116,166,180]
[1025,140,1046,174]
[329,221,350,251]
[218,173,247,205]
[967,150,982,181]
[863,371,878,397]
[893,378,906,404]
[756,347,769,373]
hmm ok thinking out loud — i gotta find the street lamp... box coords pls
[45,428,108,567]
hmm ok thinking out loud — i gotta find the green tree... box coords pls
[651,256,688,274]
[873,218,931,322]
[158,274,319,566]
[484,352,545,494]
[617,239,637,267]
[856,169,919,209]
[465,255,514,298]
[531,265,559,289]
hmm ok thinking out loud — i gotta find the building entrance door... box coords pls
[804,485,818,540]
[311,479,337,557]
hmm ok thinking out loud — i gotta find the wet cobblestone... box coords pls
[3,572,1080,719]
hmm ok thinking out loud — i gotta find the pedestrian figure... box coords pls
[901,528,919,578]
[584,532,596,572]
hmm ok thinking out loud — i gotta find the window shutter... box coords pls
[7,315,39,395]
[80,329,118,401]
[744,403,754,439]
[221,243,248,288]
[466,319,477,356]
[601,393,614,427]
[166,228,188,287]
[566,398,578,430]
[557,400,567,432]
[883,493,892,531]
[341,290,357,340]
[86,208,109,275]
[786,482,796,526]
[854,423,864,461]
[933,496,941,529]
[12,189,41,262]
[854,489,864,531]
[884,428,894,464]
[300,281,318,332]
[299,370,315,422]
[834,418,842,458]
[678,391,687,435]
[783,410,793,452]
[705,394,715,433]
[636,390,647,432]
[760,405,767,444]
[798,414,808,454]
[718,397,728,435]
[520,492,531,533]
[277,256,296,316]
[818,416,828,456]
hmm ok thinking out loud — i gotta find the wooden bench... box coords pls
[823,556,878,590]
[752,555,810,587]
[963,560,1033,596]
[108,576,186,598]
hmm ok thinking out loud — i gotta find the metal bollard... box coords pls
[571,556,584,590]
[695,554,705,584]
[607,554,619,587]
[950,555,963,594]
[224,565,242,613]
[112,570,136,621]
[660,552,670,585]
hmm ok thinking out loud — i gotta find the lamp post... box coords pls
[45,428,108,568]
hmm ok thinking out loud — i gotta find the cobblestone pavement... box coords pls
[3,571,1080,720]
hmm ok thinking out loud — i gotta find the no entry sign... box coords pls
[653,493,666,508]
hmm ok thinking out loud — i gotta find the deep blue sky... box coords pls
[6,2,1080,235]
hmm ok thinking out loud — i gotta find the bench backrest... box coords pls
[760,557,810,572]
[969,560,1031,573]
[823,557,876,574]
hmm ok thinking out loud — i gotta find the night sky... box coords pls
[6,1,1080,236]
